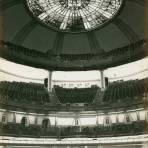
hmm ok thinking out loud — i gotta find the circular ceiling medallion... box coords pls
[26,0,123,33]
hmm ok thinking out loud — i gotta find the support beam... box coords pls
[114,18,139,43]
[100,70,105,90]
[114,18,141,62]
[12,19,38,45]
[0,0,23,12]
[48,71,52,92]
[87,31,104,54]
[52,32,65,55]
[127,0,148,7]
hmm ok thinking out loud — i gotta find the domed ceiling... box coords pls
[26,0,123,32]
[0,0,148,71]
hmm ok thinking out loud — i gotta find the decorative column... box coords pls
[74,113,81,132]
[136,111,140,121]
[55,113,57,127]
[13,112,16,123]
[96,111,99,125]
[143,142,148,148]
[48,71,52,92]
[97,146,103,148]
[100,70,105,90]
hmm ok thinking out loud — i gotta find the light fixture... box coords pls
[26,0,123,33]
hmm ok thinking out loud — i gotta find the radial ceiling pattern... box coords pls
[0,0,147,71]
[26,0,123,32]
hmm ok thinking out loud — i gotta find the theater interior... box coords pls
[0,0,148,147]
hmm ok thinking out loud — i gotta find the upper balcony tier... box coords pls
[0,78,147,112]
[0,0,148,70]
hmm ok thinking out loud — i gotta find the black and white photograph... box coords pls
[0,0,148,147]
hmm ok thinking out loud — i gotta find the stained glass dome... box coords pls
[26,0,123,33]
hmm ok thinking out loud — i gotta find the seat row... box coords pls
[103,78,148,102]
[0,81,50,104]
[54,86,99,103]
[0,39,146,61]
[0,121,146,138]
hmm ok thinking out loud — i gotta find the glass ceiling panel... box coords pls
[26,0,123,32]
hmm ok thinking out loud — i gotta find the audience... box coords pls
[103,78,148,102]
[0,120,146,138]
[0,81,50,104]
[0,39,146,62]
[54,85,99,103]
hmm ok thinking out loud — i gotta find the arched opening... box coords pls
[73,118,81,133]
[42,119,50,128]
[21,117,27,126]
[125,114,131,123]
[104,117,111,126]
[1,114,7,124]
